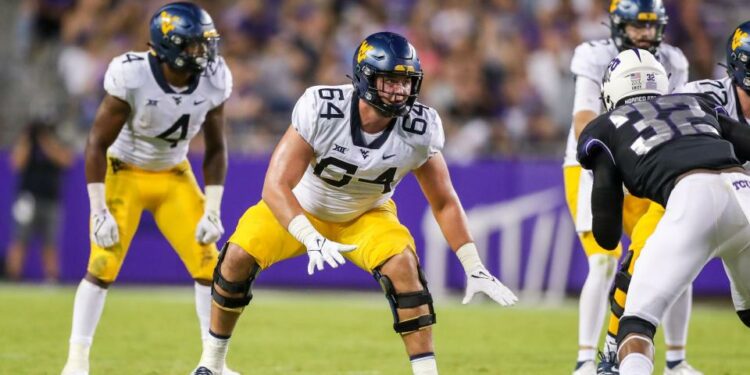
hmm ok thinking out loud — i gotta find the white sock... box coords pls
[665,349,686,363]
[195,282,212,342]
[619,353,654,375]
[69,279,108,347]
[577,348,596,362]
[578,254,616,350]
[199,334,230,372]
[410,353,438,375]
[662,286,691,353]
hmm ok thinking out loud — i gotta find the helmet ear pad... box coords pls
[601,49,669,111]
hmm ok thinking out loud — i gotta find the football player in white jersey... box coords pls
[61,3,237,375]
[190,32,517,375]
[677,21,750,125]
[563,2,701,374]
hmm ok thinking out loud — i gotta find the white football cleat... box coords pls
[573,360,596,375]
[61,363,88,375]
[223,365,241,375]
[61,343,89,375]
[663,361,703,375]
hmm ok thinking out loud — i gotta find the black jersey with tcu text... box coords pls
[577,93,749,206]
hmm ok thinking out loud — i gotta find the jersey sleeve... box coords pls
[571,42,607,115]
[103,52,147,102]
[103,57,128,100]
[572,74,602,115]
[673,80,701,94]
[428,111,445,157]
[576,116,615,170]
[207,57,233,107]
[571,42,604,83]
[665,46,689,92]
[291,87,319,146]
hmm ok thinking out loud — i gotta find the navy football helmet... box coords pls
[727,21,750,94]
[148,2,219,73]
[351,32,423,117]
[609,0,668,54]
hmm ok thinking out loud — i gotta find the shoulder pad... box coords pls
[204,56,232,92]
[571,39,617,82]
[109,51,149,89]
[658,43,689,71]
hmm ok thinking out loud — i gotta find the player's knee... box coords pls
[617,316,656,348]
[737,309,750,328]
[587,253,617,279]
[373,257,435,335]
[84,272,112,289]
[211,243,260,313]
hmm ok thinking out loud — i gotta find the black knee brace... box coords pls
[609,250,634,319]
[617,316,656,346]
[373,265,436,334]
[211,243,260,311]
[737,309,750,328]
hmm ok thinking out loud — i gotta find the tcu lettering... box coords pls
[732,179,750,190]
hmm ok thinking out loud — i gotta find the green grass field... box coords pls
[2,284,748,374]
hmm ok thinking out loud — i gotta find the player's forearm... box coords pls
[262,184,305,228]
[84,136,109,183]
[202,143,227,186]
[431,198,473,251]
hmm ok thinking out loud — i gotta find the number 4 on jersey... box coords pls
[157,114,189,148]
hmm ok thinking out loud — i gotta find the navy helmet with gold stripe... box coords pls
[727,21,750,94]
[609,0,668,54]
[351,32,423,118]
[148,2,219,73]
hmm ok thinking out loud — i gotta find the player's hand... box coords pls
[91,209,119,249]
[195,211,224,245]
[305,235,357,275]
[463,267,518,306]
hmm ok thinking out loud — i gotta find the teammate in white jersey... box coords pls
[190,32,517,375]
[677,21,750,126]
[62,3,237,375]
[563,2,701,375]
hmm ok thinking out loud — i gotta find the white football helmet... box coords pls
[601,48,669,111]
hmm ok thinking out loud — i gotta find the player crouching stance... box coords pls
[578,49,750,375]
[191,32,517,375]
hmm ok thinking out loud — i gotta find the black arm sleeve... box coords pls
[590,152,624,250]
[718,113,750,162]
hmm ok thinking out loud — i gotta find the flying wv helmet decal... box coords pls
[731,27,749,52]
[727,22,750,93]
[357,40,375,64]
[160,11,180,36]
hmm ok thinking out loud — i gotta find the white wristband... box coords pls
[456,243,484,273]
[204,185,224,213]
[287,214,319,248]
[87,183,107,213]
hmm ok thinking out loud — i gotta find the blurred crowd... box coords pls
[1,0,748,160]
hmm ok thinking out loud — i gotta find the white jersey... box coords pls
[676,76,749,124]
[104,51,232,170]
[291,85,444,222]
[563,39,689,166]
